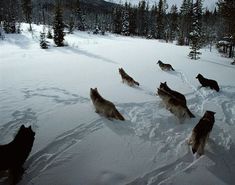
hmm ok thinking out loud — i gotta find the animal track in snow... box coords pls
[22,87,90,105]
[23,118,103,183]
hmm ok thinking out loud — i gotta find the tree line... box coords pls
[0,0,234,59]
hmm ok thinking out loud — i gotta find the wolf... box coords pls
[188,111,215,156]
[196,74,220,92]
[119,68,140,87]
[157,60,175,71]
[157,88,195,120]
[90,88,125,121]
[159,82,186,105]
[0,125,35,184]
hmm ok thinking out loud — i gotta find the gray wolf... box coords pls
[119,68,139,87]
[90,88,125,121]
[157,60,175,71]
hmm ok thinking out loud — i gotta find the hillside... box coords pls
[0,24,235,185]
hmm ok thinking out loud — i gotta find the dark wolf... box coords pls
[157,88,195,120]
[119,68,140,87]
[196,74,220,92]
[159,82,186,105]
[0,125,35,185]
[188,111,215,156]
[157,60,175,71]
[90,88,125,121]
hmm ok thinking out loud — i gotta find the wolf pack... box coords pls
[0,60,221,184]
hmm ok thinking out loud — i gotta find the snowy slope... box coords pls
[0,24,235,185]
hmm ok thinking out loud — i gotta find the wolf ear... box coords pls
[164,82,167,84]
[20,125,26,129]
[95,88,98,91]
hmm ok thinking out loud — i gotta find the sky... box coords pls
[107,0,218,10]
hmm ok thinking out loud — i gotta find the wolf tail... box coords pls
[171,66,175,71]
[134,81,140,86]
[186,107,195,118]
[113,109,125,121]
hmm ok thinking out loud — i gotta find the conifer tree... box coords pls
[53,2,65,47]
[113,7,122,34]
[156,0,165,39]
[21,0,32,31]
[129,6,137,35]
[189,0,203,59]
[74,0,85,31]
[40,31,49,49]
[122,2,130,36]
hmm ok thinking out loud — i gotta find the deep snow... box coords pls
[0,24,235,185]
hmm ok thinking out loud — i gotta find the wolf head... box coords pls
[13,125,35,165]
[203,110,216,120]
[15,125,35,142]
[119,68,125,75]
[196,73,203,79]
[157,60,163,65]
[159,81,167,89]
[90,87,101,100]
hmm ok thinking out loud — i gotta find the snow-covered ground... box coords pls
[0,24,235,185]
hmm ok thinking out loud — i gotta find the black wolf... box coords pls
[188,111,215,156]
[0,125,35,184]
[196,74,220,92]
[157,60,175,71]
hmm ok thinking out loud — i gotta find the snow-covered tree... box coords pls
[74,0,85,31]
[40,31,49,49]
[47,27,53,39]
[189,0,203,60]
[122,2,130,36]
[53,2,65,47]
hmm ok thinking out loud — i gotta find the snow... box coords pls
[0,23,235,185]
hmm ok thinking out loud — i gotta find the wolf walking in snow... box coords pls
[196,74,220,92]
[119,68,139,87]
[0,125,35,185]
[188,111,215,156]
[157,60,175,71]
[90,88,125,121]
[159,82,186,105]
[157,88,195,120]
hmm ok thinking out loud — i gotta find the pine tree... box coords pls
[122,2,130,36]
[137,0,148,36]
[68,15,75,34]
[74,0,85,31]
[156,0,165,39]
[129,6,137,35]
[21,0,32,31]
[53,2,65,47]
[47,27,53,39]
[218,0,235,58]
[169,5,178,42]
[189,0,203,60]
[40,31,49,49]
[178,0,193,45]
[113,7,122,34]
